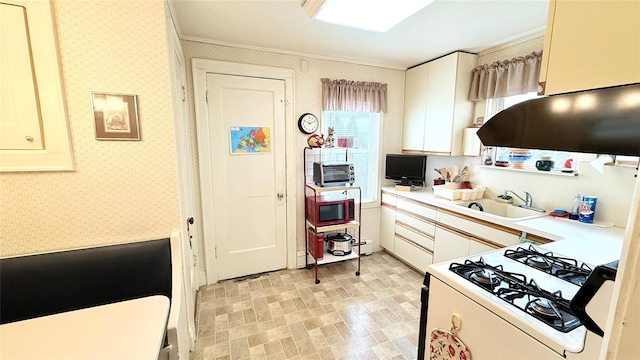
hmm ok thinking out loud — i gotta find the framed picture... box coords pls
[474,116,485,126]
[91,92,140,140]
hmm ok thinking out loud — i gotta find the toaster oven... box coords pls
[313,162,355,186]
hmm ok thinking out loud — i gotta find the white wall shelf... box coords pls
[477,165,579,177]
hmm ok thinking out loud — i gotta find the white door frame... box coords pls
[192,59,297,284]
[165,13,197,350]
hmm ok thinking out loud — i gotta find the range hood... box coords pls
[477,83,640,156]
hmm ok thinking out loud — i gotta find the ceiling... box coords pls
[169,0,549,69]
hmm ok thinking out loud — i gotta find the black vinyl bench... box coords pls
[0,238,172,325]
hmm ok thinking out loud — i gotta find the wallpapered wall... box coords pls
[0,0,180,256]
[180,40,406,273]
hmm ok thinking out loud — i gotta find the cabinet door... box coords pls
[1,3,43,150]
[423,53,457,154]
[394,235,433,272]
[380,204,395,251]
[402,64,428,151]
[468,237,499,256]
[433,226,469,263]
[436,210,521,247]
[540,0,640,95]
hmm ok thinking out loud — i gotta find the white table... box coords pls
[0,295,170,359]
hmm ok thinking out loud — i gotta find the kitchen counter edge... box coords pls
[381,186,625,263]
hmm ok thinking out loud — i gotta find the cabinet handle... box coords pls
[395,233,433,254]
[25,136,33,142]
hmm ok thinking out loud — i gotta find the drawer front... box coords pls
[396,197,436,220]
[394,235,433,272]
[436,210,521,247]
[395,211,435,237]
[395,222,435,251]
[381,192,397,206]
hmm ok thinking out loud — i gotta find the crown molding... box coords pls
[179,35,407,71]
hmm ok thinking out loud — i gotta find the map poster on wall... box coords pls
[229,126,271,154]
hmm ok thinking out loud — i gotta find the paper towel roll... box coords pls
[463,127,481,156]
[590,155,614,173]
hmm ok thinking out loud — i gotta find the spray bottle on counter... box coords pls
[569,193,581,220]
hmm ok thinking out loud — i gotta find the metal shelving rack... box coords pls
[303,147,362,284]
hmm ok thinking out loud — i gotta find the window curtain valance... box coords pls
[468,51,543,102]
[321,78,388,113]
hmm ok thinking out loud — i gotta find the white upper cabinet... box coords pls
[402,52,478,155]
[402,65,429,151]
[0,0,74,172]
[1,3,44,150]
[539,0,640,95]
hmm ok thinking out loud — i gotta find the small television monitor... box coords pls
[385,154,427,186]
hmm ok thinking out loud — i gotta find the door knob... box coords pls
[277,193,284,200]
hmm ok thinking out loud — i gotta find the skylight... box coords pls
[310,0,434,33]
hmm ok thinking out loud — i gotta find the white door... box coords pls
[167,22,197,347]
[206,73,287,280]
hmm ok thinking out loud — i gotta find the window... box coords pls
[322,111,381,203]
[486,92,579,172]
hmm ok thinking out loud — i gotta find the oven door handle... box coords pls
[569,261,618,337]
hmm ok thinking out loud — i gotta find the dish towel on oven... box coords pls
[430,328,471,360]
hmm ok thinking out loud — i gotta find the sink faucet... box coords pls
[503,190,533,207]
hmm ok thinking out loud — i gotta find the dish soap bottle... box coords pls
[569,193,581,220]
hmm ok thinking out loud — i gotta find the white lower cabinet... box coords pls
[433,224,504,263]
[380,204,396,251]
[436,209,521,248]
[393,209,436,271]
[394,235,433,273]
[433,226,469,263]
[379,190,519,269]
[468,236,498,255]
[379,191,436,272]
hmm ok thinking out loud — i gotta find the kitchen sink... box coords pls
[456,199,546,221]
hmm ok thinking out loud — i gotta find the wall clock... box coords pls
[297,113,319,135]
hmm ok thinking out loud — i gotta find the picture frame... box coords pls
[474,116,485,126]
[91,92,140,140]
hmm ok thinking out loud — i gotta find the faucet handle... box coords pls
[524,191,533,206]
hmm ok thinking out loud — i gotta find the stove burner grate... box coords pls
[450,258,582,333]
[527,298,561,319]
[504,245,593,286]
[470,269,500,288]
[525,255,551,270]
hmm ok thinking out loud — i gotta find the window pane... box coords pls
[322,111,380,202]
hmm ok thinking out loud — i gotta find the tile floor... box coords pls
[188,251,425,360]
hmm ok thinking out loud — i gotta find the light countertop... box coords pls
[0,295,170,359]
[382,186,626,265]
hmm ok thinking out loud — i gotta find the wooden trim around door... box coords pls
[192,59,295,284]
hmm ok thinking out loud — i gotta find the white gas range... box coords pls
[418,243,619,360]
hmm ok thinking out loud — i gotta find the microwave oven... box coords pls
[306,196,355,227]
[313,162,355,186]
